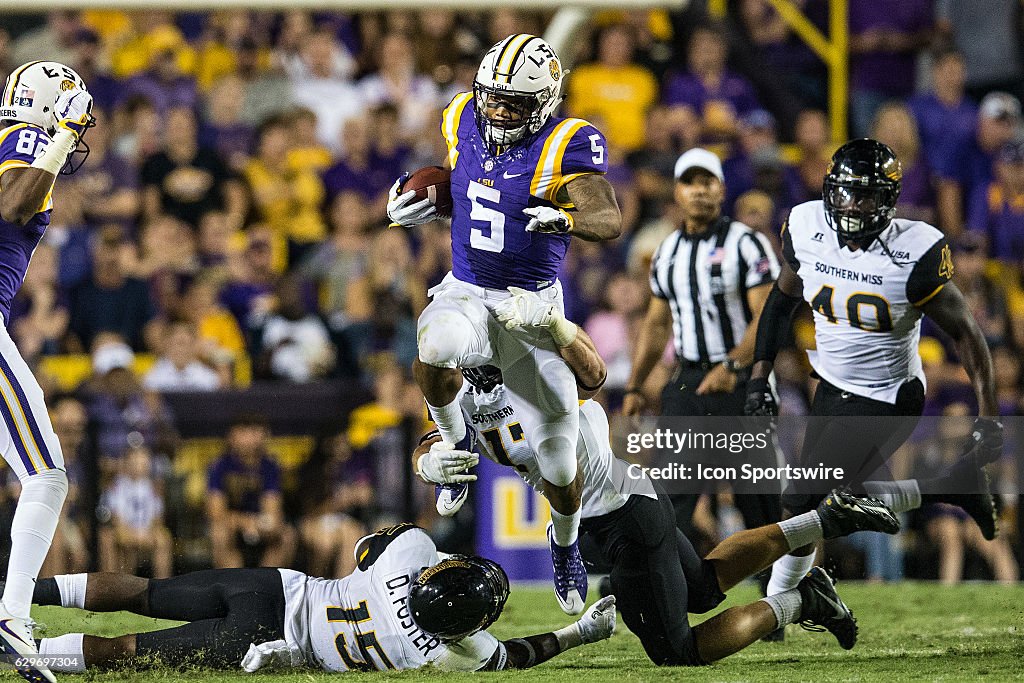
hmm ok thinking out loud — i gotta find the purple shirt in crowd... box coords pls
[934,134,996,229]
[849,0,934,96]
[971,185,1024,261]
[119,71,199,115]
[662,70,760,119]
[207,451,281,514]
[908,92,977,168]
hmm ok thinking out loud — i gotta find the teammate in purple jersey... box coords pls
[0,60,95,683]
[387,34,621,616]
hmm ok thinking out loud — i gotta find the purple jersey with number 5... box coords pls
[441,93,608,291]
[0,123,53,324]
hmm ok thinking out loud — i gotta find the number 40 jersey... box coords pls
[441,92,608,292]
[783,200,952,403]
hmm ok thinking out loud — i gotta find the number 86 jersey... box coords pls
[441,92,608,292]
[783,200,952,404]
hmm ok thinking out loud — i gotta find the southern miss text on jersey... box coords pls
[783,200,952,403]
[0,123,54,324]
[280,525,498,672]
[459,383,654,518]
[441,92,608,291]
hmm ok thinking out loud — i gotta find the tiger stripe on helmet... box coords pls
[4,61,43,105]
[493,34,535,84]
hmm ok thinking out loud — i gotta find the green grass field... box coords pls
[13,582,1024,682]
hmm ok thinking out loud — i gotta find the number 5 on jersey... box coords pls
[468,180,504,253]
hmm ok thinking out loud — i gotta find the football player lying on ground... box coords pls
[411,288,901,665]
[28,524,616,673]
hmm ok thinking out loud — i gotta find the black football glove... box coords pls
[965,416,1003,465]
[743,377,778,417]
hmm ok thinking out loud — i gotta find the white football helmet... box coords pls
[1,60,89,136]
[473,34,565,150]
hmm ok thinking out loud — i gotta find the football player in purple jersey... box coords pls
[387,34,621,615]
[0,60,95,683]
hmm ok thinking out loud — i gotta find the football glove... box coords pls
[241,640,304,672]
[416,441,479,484]
[494,287,578,346]
[53,88,94,139]
[966,416,1003,465]
[523,206,573,234]
[576,596,617,644]
[387,175,437,227]
[743,377,778,417]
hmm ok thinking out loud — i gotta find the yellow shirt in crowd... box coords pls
[566,63,658,153]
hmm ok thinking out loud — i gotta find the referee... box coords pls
[624,148,782,536]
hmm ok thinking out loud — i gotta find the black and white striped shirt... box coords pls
[649,217,779,363]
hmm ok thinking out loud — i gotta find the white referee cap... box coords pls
[674,148,724,182]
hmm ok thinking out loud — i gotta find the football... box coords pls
[401,165,453,218]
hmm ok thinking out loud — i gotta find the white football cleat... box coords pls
[0,603,55,683]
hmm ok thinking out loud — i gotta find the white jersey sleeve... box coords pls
[432,630,501,671]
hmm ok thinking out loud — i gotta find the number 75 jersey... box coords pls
[441,92,608,291]
[783,200,952,403]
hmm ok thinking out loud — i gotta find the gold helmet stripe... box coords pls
[494,34,535,84]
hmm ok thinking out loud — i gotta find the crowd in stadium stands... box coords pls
[0,4,1020,582]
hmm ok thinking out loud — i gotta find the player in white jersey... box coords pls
[29,524,617,674]
[0,61,94,683]
[744,139,1002,600]
[413,288,906,664]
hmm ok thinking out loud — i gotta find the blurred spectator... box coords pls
[298,433,371,577]
[909,48,978,169]
[70,111,141,229]
[369,103,412,193]
[207,414,296,568]
[734,190,778,252]
[359,31,441,142]
[39,397,91,577]
[567,24,659,153]
[120,32,200,115]
[583,271,646,400]
[98,445,173,578]
[69,28,120,113]
[196,210,234,267]
[236,36,294,127]
[286,107,333,174]
[299,191,371,316]
[737,0,826,111]
[847,0,933,137]
[10,244,69,361]
[142,106,246,229]
[111,12,195,80]
[181,275,247,376]
[143,320,225,391]
[722,109,797,214]
[789,109,833,209]
[951,232,1009,349]
[221,226,278,329]
[972,141,1024,266]
[413,10,480,86]
[340,230,424,372]
[193,10,252,91]
[69,225,158,352]
[111,95,163,165]
[11,11,80,66]
[254,276,334,382]
[935,92,1021,236]
[131,214,200,288]
[200,74,255,171]
[869,102,936,223]
[244,115,327,259]
[84,336,178,467]
[992,345,1023,416]
[935,0,1024,103]
[286,28,363,153]
[321,114,393,211]
[662,23,760,142]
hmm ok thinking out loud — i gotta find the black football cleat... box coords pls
[797,567,857,650]
[817,488,899,539]
[937,455,999,541]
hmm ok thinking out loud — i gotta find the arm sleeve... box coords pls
[907,237,954,306]
[440,92,474,169]
[433,631,501,671]
[739,230,780,287]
